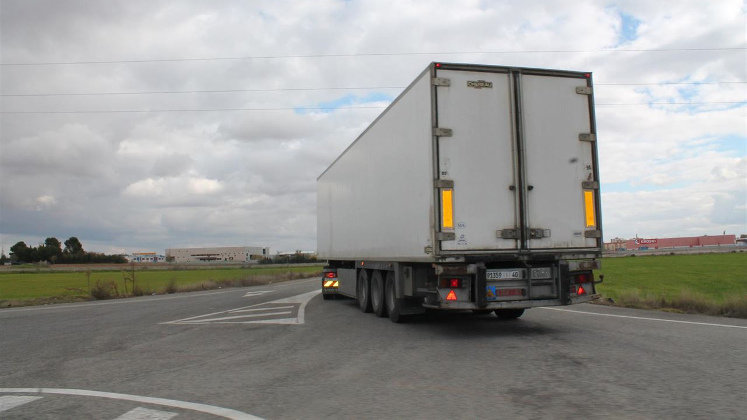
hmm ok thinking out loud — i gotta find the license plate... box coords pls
[486,269,522,280]
[486,286,526,300]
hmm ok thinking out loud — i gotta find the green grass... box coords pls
[0,265,323,307]
[596,253,747,318]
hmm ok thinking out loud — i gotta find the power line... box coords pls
[1,47,744,66]
[1,101,744,114]
[0,86,405,97]
[2,81,744,97]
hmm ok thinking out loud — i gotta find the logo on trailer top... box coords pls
[467,80,493,89]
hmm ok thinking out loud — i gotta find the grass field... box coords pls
[596,252,747,318]
[0,265,323,307]
[2,254,745,318]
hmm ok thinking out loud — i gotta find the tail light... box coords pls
[324,271,336,279]
[439,277,465,288]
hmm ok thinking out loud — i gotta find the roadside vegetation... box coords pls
[596,252,747,318]
[2,236,126,265]
[0,265,323,308]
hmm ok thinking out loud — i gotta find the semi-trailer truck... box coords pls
[317,62,603,322]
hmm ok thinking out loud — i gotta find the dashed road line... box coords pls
[162,290,320,325]
[243,290,273,297]
[539,307,747,329]
[0,388,261,419]
[113,407,177,420]
[0,395,43,413]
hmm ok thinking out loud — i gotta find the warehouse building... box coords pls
[165,246,270,263]
[129,252,166,263]
[605,235,736,251]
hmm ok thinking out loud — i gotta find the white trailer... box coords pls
[317,62,602,322]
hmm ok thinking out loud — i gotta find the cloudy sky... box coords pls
[1,0,745,255]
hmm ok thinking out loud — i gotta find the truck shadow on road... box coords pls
[335,298,560,338]
[406,310,560,338]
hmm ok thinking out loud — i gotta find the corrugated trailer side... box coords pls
[317,67,436,262]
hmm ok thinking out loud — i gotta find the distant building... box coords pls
[165,246,270,263]
[605,234,736,251]
[129,252,166,263]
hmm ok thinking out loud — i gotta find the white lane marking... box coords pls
[243,290,272,297]
[0,395,43,413]
[114,407,177,420]
[539,307,747,330]
[276,290,319,325]
[0,277,320,314]
[178,311,293,323]
[162,290,320,325]
[0,388,261,420]
[231,305,295,313]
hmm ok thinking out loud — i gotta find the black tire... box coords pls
[494,308,525,319]
[357,269,372,313]
[371,270,387,317]
[385,271,405,323]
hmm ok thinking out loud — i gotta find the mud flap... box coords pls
[475,266,487,308]
[559,261,571,305]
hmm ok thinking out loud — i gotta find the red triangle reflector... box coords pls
[446,290,458,301]
[577,285,586,295]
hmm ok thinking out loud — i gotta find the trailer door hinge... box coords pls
[576,86,592,95]
[497,228,520,239]
[434,179,454,188]
[432,77,451,87]
[582,181,599,189]
[584,230,602,238]
[433,127,453,137]
[579,133,596,142]
[528,228,551,239]
[437,232,455,241]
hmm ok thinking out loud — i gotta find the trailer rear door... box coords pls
[436,69,519,251]
[434,66,599,253]
[520,74,599,249]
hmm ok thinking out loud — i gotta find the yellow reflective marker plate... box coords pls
[584,190,595,227]
[441,189,454,229]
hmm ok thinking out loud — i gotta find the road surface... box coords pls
[1,278,745,419]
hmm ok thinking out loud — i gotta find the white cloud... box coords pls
[1,0,745,253]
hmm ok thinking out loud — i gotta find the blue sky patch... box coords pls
[711,134,747,157]
[295,92,393,114]
[618,12,641,45]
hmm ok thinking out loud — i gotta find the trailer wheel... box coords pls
[385,271,405,323]
[371,270,387,317]
[357,269,373,313]
[494,308,525,319]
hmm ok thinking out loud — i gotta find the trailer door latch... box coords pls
[432,77,451,86]
[436,232,455,241]
[497,228,520,239]
[528,228,551,239]
[433,127,453,137]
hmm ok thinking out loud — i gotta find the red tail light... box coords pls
[575,273,591,283]
[324,271,336,279]
[449,278,461,288]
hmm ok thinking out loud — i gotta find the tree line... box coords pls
[1,237,126,264]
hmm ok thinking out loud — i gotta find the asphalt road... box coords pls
[1,278,745,419]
